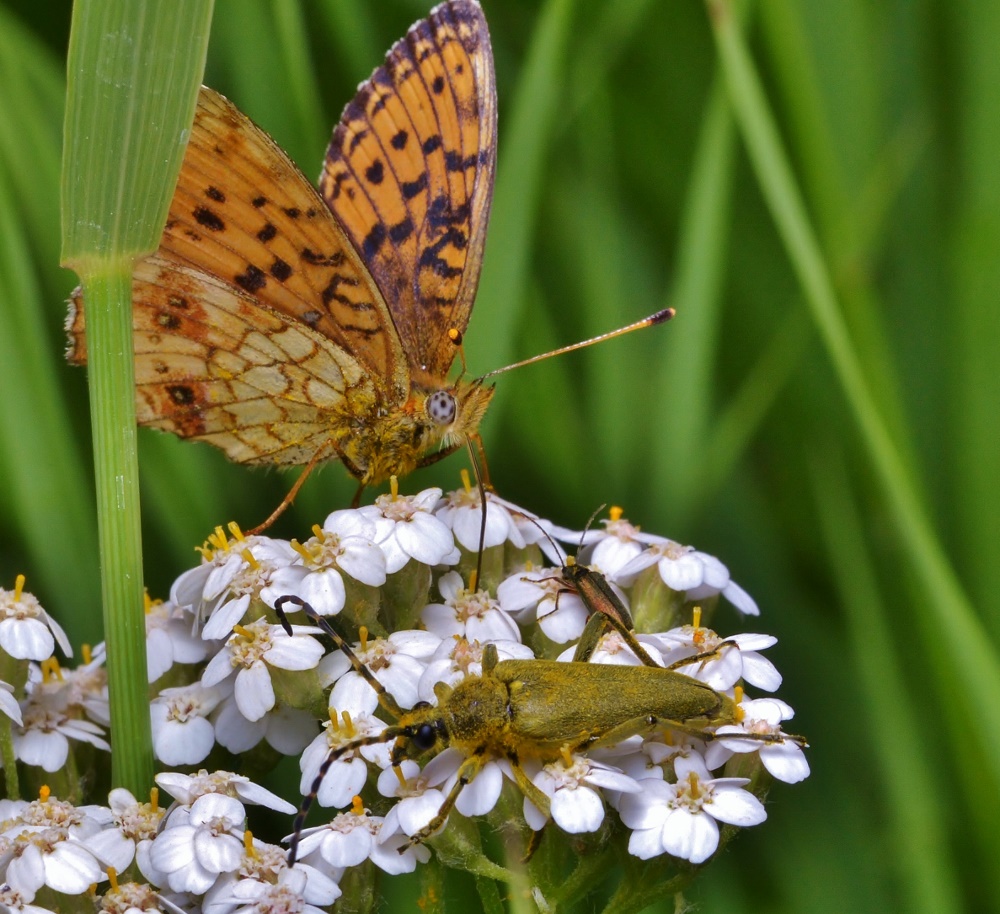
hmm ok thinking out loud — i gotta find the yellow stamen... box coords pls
[692,606,702,629]
[233,624,253,639]
[39,785,50,802]
[460,468,473,493]
[240,549,260,571]
[351,795,366,816]
[14,574,25,601]
[393,764,407,787]
[290,539,311,562]
[560,744,574,767]
[82,644,92,665]
[468,570,478,593]
[244,829,257,857]
[565,555,577,568]
[311,524,326,542]
[150,787,159,811]
[199,525,229,560]
[734,685,745,722]
[609,506,624,522]
[228,521,246,542]
[41,657,63,683]
[390,475,399,499]
[107,867,119,890]
[359,626,369,652]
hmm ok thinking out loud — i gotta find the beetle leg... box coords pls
[401,750,487,849]
[663,638,740,673]
[571,606,659,668]
[507,752,551,822]
[571,611,610,662]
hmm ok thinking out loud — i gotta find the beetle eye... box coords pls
[413,723,437,751]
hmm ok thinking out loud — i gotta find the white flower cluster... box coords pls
[0,486,808,910]
[0,773,338,913]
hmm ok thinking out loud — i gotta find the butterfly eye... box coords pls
[426,390,457,426]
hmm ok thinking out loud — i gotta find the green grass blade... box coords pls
[61,0,214,794]
[812,453,962,914]
[470,0,575,379]
[705,0,1000,791]
[0,8,98,633]
[650,77,735,520]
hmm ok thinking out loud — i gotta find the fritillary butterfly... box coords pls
[67,0,496,497]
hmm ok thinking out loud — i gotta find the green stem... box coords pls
[84,267,153,795]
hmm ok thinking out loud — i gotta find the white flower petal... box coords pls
[44,841,104,894]
[454,761,502,817]
[628,827,667,860]
[762,742,811,783]
[234,661,275,721]
[202,593,251,641]
[551,786,605,833]
[705,784,767,827]
[657,555,704,591]
[662,806,719,864]
[337,540,387,586]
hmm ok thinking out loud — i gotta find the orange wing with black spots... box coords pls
[319,0,497,383]
[67,2,498,488]
[67,86,407,468]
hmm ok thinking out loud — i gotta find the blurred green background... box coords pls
[2,0,997,911]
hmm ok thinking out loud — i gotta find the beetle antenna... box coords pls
[285,722,408,866]
[274,595,404,719]
[578,503,607,554]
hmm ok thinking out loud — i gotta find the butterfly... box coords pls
[66,0,497,505]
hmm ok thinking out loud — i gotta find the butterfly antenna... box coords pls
[481,308,675,379]
[464,437,490,588]
[248,442,334,535]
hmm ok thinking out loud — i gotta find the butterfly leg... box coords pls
[247,440,333,534]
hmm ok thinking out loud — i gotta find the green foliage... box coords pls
[0,0,994,910]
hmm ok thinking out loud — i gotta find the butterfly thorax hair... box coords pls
[340,375,494,486]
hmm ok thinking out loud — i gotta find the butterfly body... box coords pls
[67,0,497,489]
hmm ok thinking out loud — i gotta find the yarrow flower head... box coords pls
[14,488,805,913]
[261,512,388,617]
[615,538,760,617]
[619,752,767,864]
[0,576,71,661]
[357,483,459,573]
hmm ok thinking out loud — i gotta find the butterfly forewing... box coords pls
[67,0,498,488]
[162,87,408,399]
[320,0,497,382]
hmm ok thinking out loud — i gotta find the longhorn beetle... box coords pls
[274,592,805,866]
